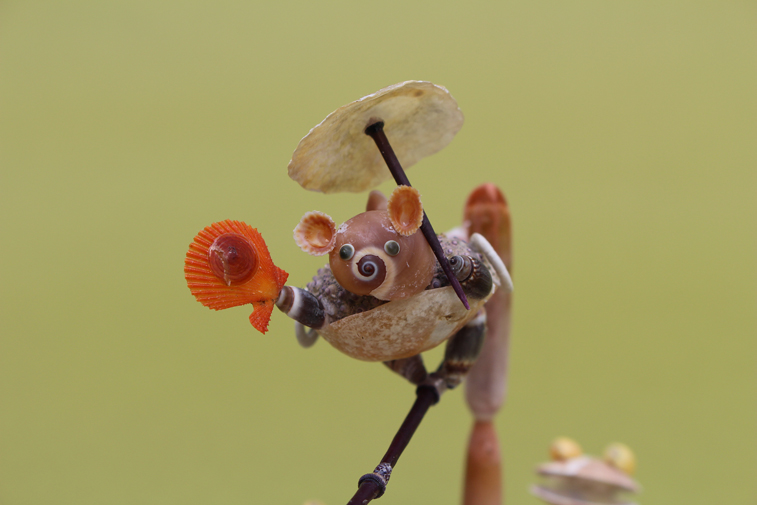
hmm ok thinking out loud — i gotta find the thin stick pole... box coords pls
[346,386,439,505]
[365,121,470,310]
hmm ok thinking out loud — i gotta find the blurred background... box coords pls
[1,1,754,504]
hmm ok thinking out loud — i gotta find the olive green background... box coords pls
[1,1,754,504]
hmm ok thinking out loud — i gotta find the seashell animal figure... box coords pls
[531,437,641,505]
[183,81,518,505]
[184,81,513,387]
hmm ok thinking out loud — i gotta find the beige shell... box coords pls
[316,253,500,362]
[288,81,464,193]
[317,287,489,362]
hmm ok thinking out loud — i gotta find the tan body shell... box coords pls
[316,257,498,362]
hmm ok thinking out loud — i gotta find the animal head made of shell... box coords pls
[294,186,435,301]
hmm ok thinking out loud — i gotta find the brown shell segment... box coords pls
[366,190,388,212]
[288,81,464,193]
[387,185,424,236]
[294,211,337,256]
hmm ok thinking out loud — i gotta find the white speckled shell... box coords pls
[288,81,464,193]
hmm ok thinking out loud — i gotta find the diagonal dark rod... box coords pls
[346,386,439,505]
[365,122,470,310]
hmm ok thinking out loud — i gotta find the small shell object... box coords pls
[294,187,434,302]
[184,220,289,333]
[386,185,424,236]
[288,81,464,193]
[531,437,640,505]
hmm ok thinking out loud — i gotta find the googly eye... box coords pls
[339,244,355,260]
[384,240,400,256]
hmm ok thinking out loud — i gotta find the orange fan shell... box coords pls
[184,220,288,333]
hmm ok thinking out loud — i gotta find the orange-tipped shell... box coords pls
[184,220,288,333]
[387,186,423,236]
[294,211,337,256]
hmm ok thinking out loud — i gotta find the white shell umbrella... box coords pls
[288,80,463,194]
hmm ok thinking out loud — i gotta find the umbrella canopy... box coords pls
[288,80,464,193]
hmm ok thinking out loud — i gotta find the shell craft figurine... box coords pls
[182,81,518,504]
[184,81,513,372]
[531,437,641,505]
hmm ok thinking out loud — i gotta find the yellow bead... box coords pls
[549,437,582,461]
[604,442,636,475]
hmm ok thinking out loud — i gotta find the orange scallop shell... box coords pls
[294,211,336,256]
[387,186,424,236]
[184,220,288,333]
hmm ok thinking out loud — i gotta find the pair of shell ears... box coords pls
[294,186,424,256]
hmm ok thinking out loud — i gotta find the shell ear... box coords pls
[366,190,388,211]
[387,186,424,236]
[294,211,336,256]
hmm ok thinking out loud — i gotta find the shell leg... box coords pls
[294,322,319,348]
[275,286,328,336]
[434,310,487,390]
[383,355,428,385]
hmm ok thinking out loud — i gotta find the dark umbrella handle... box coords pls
[365,121,470,310]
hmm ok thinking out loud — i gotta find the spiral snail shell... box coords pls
[208,233,259,286]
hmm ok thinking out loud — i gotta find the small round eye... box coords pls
[339,244,355,260]
[384,240,400,256]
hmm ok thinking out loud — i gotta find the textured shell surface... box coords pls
[305,235,498,362]
[288,81,464,193]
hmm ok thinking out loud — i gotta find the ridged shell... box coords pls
[184,220,288,333]
[387,185,424,236]
[293,211,336,256]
